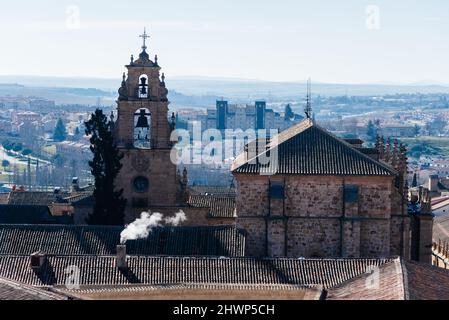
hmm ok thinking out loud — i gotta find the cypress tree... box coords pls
[85,109,126,225]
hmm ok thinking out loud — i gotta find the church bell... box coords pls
[135,109,150,128]
[139,77,148,95]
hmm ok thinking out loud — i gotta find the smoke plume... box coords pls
[165,210,187,226]
[120,210,187,244]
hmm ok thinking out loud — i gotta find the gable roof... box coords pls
[0,276,67,300]
[5,191,70,206]
[187,195,236,218]
[0,205,72,224]
[189,186,236,197]
[432,215,449,242]
[0,224,245,257]
[327,258,449,300]
[0,255,393,288]
[232,119,397,176]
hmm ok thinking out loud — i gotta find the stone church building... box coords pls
[231,119,433,262]
[112,31,188,221]
[108,32,432,262]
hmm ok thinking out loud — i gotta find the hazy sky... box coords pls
[1,0,448,84]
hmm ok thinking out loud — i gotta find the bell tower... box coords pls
[114,29,184,220]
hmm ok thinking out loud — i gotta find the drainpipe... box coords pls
[340,177,346,257]
[266,178,271,257]
[283,177,288,257]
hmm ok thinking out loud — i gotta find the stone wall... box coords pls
[234,174,408,258]
[116,148,181,220]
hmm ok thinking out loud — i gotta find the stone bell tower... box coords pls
[113,29,185,221]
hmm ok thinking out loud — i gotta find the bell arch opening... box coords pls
[138,74,149,98]
[134,108,151,149]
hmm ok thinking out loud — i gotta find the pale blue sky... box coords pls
[0,0,448,84]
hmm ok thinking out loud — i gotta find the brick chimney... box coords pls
[30,251,46,272]
[116,245,127,269]
[429,175,439,192]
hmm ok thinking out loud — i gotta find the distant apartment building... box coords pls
[0,120,12,132]
[379,124,416,137]
[12,111,41,124]
[11,111,42,133]
[198,100,303,133]
[55,141,91,162]
[29,99,56,110]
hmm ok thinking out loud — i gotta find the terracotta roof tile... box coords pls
[232,119,397,176]
[0,224,245,256]
[0,256,393,288]
[187,195,236,218]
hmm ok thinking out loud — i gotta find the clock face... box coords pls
[133,176,149,193]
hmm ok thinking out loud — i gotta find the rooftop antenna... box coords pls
[305,78,312,119]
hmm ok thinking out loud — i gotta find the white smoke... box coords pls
[165,210,187,226]
[120,210,187,244]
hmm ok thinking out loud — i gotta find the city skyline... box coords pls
[1,0,448,85]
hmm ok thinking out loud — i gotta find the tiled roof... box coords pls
[55,283,323,300]
[0,205,72,224]
[0,255,393,288]
[0,224,245,256]
[187,195,236,218]
[327,258,449,300]
[65,192,94,206]
[6,191,70,206]
[189,186,236,196]
[404,260,449,300]
[232,119,397,176]
[0,276,66,300]
[432,215,449,242]
[327,259,405,300]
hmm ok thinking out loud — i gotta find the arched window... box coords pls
[138,74,149,98]
[134,108,151,149]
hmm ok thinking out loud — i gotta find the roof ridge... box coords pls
[399,258,410,300]
[324,258,398,291]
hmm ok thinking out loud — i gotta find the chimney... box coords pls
[71,177,80,192]
[116,245,127,269]
[30,251,46,273]
[429,175,439,192]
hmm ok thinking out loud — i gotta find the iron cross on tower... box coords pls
[140,28,150,51]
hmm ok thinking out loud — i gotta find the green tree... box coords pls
[52,154,66,168]
[12,143,23,152]
[85,109,126,225]
[366,120,377,141]
[1,160,10,170]
[22,149,32,156]
[2,140,12,151]
[411,173,418,188]
[413,124,420,137]
[53,118,67,142]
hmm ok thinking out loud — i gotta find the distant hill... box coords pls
[0,75,448,106]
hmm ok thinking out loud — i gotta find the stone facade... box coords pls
[234,174,410,258]
[112,40,187,222]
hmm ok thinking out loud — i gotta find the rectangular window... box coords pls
[270,181,285,199]
[344,185,359,203]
